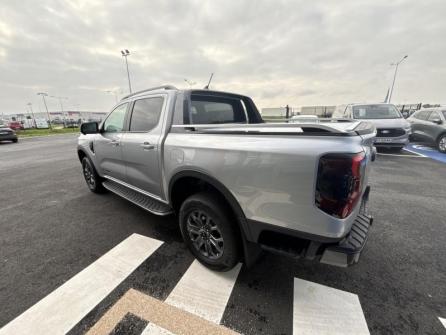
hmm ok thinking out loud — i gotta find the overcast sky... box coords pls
[1,0,445,114]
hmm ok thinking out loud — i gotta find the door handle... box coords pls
[109,140,120,146]
[141,142,155,150]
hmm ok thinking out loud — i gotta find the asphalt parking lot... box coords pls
[0,135,445,335]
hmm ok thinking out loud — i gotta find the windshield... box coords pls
[352,104,402,119]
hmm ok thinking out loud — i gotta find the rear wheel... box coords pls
[179,192,240,271]
[12,138,18,143]
[82,157,106,193]
[437,134,446,153]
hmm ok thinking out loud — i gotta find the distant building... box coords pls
[299,106,335,117]
[261,107,287,118]
[4,111,107,123]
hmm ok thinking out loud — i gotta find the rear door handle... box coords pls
[141,142,155,150]
[110,140,120,146]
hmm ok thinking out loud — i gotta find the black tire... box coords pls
[81,157,106,193]
[437,133,446,153]
[179,192,240,271]
[12,138,18,143]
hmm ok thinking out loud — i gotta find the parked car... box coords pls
[407,108,446,153]
[332,103,411,151]
[35,119,49,129]
[8,121,23,131]
[0,124,18,143]
[78,86,376,271]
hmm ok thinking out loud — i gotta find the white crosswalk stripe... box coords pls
[0,234,163,335]
[293,278,370,335]
[439,317,446,329]
[142,260,242,334]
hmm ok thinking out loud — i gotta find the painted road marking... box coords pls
[293,278,369,335]
[402,147,427,157]
[142,260,242,334]
[86,289,238,335]
[439,317,446,329]
[0,234,163,335]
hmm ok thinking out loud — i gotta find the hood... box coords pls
[359,118,409,129]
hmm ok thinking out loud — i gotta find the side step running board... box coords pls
[103,180,173,216]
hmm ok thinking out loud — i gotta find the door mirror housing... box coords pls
[80,122,99,135]
[432,119,442,125]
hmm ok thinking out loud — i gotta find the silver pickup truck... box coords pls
[78,85,376,271]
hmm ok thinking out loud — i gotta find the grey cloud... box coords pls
[1,0,446,114]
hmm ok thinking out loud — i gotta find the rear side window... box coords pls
[129,97,164,132]
[428,111,441,122]
[188,95,247,124]
[415,110,431,120]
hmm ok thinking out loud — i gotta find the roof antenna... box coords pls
[204,73,214,89]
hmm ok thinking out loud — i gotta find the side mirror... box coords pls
[433,119,442,125]
[80,122,99,135]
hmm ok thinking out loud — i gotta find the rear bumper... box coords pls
[251,186,373,267]
[319,213,373,267]
[0,134,17,141]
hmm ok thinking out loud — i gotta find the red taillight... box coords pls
[315,152,366,219]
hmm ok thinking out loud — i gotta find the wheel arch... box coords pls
[77,148,87,163]
[168,170,253,242]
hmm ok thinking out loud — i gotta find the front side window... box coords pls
[442,111,446,120]
[189,95,247,124]
[103,103,128,133]
[352,104,402,119]
[129,97,164,132]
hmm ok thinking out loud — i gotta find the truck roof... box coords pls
[121,85,249,101]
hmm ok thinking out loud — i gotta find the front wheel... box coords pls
[81,157,106,193]
[179,192,240,271]
[437,134,446,153]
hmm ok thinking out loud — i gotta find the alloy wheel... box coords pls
[186,210,224,260]
[439,136,446,152]
[83,162,96,188]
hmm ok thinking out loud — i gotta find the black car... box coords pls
[0,124,18,143]
[408,108,446,153]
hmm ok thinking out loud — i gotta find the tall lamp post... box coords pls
[388,55,408,103]
[37,92,52,130]
[121,49,132,93]
[27,102,36,128]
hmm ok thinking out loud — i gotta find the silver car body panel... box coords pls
[78,90,374,241]
[163,130,373,239]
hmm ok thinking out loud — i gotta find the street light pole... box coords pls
[121,49,132,93]
[27,102,36,128]
[37,92,52,130]
[388,55,408,103]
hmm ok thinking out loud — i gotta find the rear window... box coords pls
[188,95,247,124]
[352,104,401,119]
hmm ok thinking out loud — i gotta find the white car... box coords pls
[333,103,411,151]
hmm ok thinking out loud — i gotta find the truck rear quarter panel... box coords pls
[164,132,369,240]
